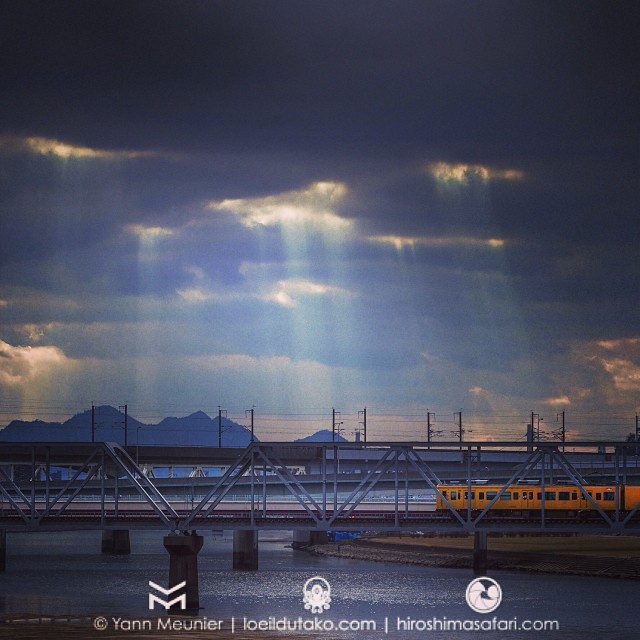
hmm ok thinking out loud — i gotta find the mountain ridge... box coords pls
[0,406,253,447]
[0,406,346,445]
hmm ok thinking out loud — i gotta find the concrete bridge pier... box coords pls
[292,530,328,549]
[0,529,5,572]
[233,530,258,570]
[101,529,131,554]
[473,531,488,575]
[163,532,204,612]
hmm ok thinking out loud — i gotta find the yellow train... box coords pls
[435,483,640,515]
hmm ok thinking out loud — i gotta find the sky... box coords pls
[0,1,638,441]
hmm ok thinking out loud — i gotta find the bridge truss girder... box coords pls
[1,441,640,533]
[0,443,180,529]
[178,442,640,534]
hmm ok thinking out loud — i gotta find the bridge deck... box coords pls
[2,441,640,534]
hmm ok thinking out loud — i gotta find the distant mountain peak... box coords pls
[0,406,254,446]
[295,429,348,443]
[63,404,137,426]
[187,410,211,420]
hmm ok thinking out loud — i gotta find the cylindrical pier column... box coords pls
[233,530,258,570]
[163,533,204,612]
[101,529,131,554]
[0,529,6,572]
[473,531,488,575]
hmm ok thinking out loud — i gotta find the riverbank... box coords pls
[306,534,640,580]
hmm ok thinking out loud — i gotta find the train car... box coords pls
[435,483,622,515]
[623,485,640,511]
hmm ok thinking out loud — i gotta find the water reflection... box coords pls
[0,530,639,639]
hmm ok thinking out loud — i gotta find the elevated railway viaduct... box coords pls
[2,440,640,610]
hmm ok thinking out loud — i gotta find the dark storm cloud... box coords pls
[0,1,638,426]
[2,1,637,249]
[2,1,636,160]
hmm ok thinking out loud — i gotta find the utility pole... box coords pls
[531,410,534,444]
[246,407,255,442]
[358,407,367,445]
[452,410,470,450]
[218,406,227,448]
[332,408,343,442]
[91,402,95,443]
[530,411,543,443]
[427,412,442,443]
[527,411,534,452]
[119,403,128,446]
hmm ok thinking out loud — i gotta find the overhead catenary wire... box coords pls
[1,401,639,443]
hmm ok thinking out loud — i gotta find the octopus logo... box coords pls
[465,576,502,614]
[302,576,332,614]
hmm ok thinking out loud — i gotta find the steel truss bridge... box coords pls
[1,440,640,535]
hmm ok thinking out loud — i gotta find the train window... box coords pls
[603,492,615,501]
[513,492,519,499]
[464,492,475,499]
[451,491,457,500]
[544,492,556,501]
[595,493,602,500]
[537,492,541,500]
[486,491,498,500]
[500,492,512,501]
[479,492,485,500]
[559,491,570,501]
[442,490,447,498]
[529,492,534,499]
[572,492,577,500]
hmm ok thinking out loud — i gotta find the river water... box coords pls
[1,530,639,639]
